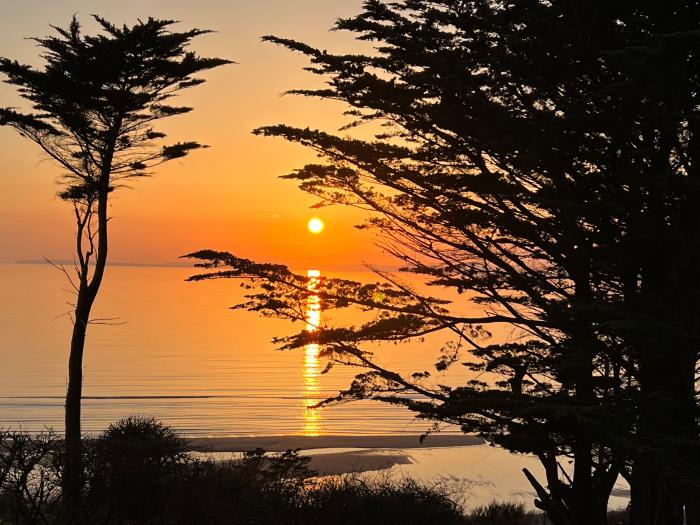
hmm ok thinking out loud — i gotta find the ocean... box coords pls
[0,262,465,437]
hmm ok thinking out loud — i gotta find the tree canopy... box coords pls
[186,1,698,522]
[0,16,230,205]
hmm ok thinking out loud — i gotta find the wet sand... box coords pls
[187,440,631,511]
[306,449,414,474]
[187,434,483,452]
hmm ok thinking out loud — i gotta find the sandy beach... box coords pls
[187,436,631,511]
[186,433,483,452]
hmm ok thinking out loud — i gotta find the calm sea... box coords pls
[0,263,472,437]
[0,263,634,509]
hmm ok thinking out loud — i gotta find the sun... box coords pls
[307,217,325,234]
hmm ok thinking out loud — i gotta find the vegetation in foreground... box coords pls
[0,416,630,525]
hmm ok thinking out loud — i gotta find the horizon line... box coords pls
[8,259,400,272]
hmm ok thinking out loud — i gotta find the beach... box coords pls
[187,433,483,452]
[188,435,631,511]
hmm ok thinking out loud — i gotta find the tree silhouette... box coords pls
[189,1,699,523]
[0,16,230,519]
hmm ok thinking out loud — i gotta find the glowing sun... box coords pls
[307,217,325,234]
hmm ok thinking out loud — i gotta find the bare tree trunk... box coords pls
[63,189,109,523]
[63,306,88,522]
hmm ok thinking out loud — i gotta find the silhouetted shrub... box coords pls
[163,460,298,524]
[298,476,466,525]
[464,501,528,525]
[606,509,631,525]
[160,448,314,524]
[8,419,631,525]
[84,416,188,523]
[0,429,61,525]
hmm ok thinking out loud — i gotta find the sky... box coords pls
[0,0,391,270]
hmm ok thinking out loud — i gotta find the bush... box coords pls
[163,459,300,524]
[161,448,314,525]
[82,418,319,524]
[1,417,508,525]
[465,501,528,525]
[0,429,61,525]
[84,416,188,523]
[299,476,467,525]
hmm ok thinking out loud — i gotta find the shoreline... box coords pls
[186,434,483,452]
[188,435,486,478]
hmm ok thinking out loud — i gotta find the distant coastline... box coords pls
[13,259,192,268]
[9,259,402,273]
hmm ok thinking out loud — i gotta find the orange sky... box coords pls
[0,0,392,271]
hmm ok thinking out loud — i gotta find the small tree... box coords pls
[0,16,230,517]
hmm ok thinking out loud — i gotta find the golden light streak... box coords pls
[302,269,322,435]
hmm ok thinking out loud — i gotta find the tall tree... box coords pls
[0,16,230,519]
[189,1,699,523]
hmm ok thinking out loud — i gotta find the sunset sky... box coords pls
[0,0,391,270]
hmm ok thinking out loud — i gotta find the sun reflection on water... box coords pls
[302,269,322,436]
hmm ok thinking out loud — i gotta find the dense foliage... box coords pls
[189,1,700,523]
[0,420,476,525]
